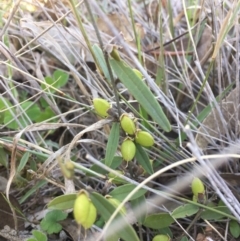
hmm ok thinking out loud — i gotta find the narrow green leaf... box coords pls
[47,194,77,210]
[105,123,120,167]
[139,106,151,130]
[110,59,171,132]
[19,180,47,204]
[89,156,122,175]
[200,204,231,220]
[91,192,140,241]
[171,203,199,219]
[143,213,174,229]
[135,143,153,174]
[17,152,30,174]
[109,183,147,201]
[92,44,110,82]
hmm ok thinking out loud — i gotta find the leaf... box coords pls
[230,220,240,238]
[41,70,69,93]
[139,106,151,130]
[171,203,199,219]
[17,152,30,174]
[0,97,12,123]
[131,195,147,224]
[135,143,153,174]
[32,230,47,241]
[4,101,41,129]
[143,213,174,229]
[90,192,140,241]
[47,194,77,210]
[35,106,56,122]
[53,69,69,88]
[200,204,231,220]
[0,147,8,168]
[21,101,41,121]
[110,59,171,132]
[109,184,147,201]
[180,236,189,241]
[19,180,47,204]
[89,156,122,175]
[105,123,120,167]
[40,210,67,234]
[92,44,110,82]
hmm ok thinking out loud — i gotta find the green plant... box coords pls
[40,210,67,234]
[0,69,68,129]
[2,1,240,241]
[27,230,47,241]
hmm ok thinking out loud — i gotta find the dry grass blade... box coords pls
[196,86,239,149]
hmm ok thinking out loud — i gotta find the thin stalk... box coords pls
[84,0,121,117]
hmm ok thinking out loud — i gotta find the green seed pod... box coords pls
[110,47,121,61]
[132,69,143,79]
[63,160,75,179]
[120,113,136,135]
[152,234,170,241]
[135,130,154,147]
[73,190,97,229]
[93,98,111,118]
[191,177,205,196]
[58,158,75,180]
[121,139,136,161]
[106,195,126,214]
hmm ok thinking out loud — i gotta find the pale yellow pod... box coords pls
[73,190,97,229]
[93,98,110,118]
[83,202,97,229]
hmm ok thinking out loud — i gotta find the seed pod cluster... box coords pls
[119,113,154,161]
[92,98,155,162]
[73,190,97,229]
